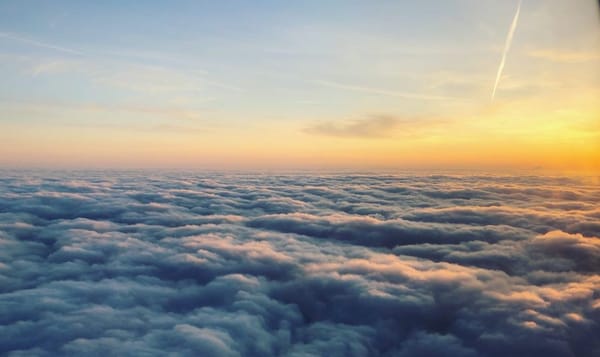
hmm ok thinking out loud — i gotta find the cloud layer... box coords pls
[0,171,599,356]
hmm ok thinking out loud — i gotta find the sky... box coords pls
[0,0,598,172]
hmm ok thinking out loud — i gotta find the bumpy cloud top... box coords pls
[0,171,599,356]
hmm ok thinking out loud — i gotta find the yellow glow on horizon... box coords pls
[1,73,598,173]
[1,105,597,174]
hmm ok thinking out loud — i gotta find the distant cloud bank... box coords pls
[0,172,599,356]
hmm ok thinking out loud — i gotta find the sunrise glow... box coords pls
[0,0,598,172]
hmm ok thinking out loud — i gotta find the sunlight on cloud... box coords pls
[1,172,599,356]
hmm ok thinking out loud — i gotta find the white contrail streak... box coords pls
[311,79,459,101]
[491,0,522,101]
[0,32,84,56]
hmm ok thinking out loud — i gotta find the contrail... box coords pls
[0,31,84,56]
[491,0,522,101]
[311,79,459,101]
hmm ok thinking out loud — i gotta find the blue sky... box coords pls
[0,0,598,170]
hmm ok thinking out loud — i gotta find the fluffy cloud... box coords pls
[0,171,599,356]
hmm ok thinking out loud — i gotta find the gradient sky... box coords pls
[0,0,598,171]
